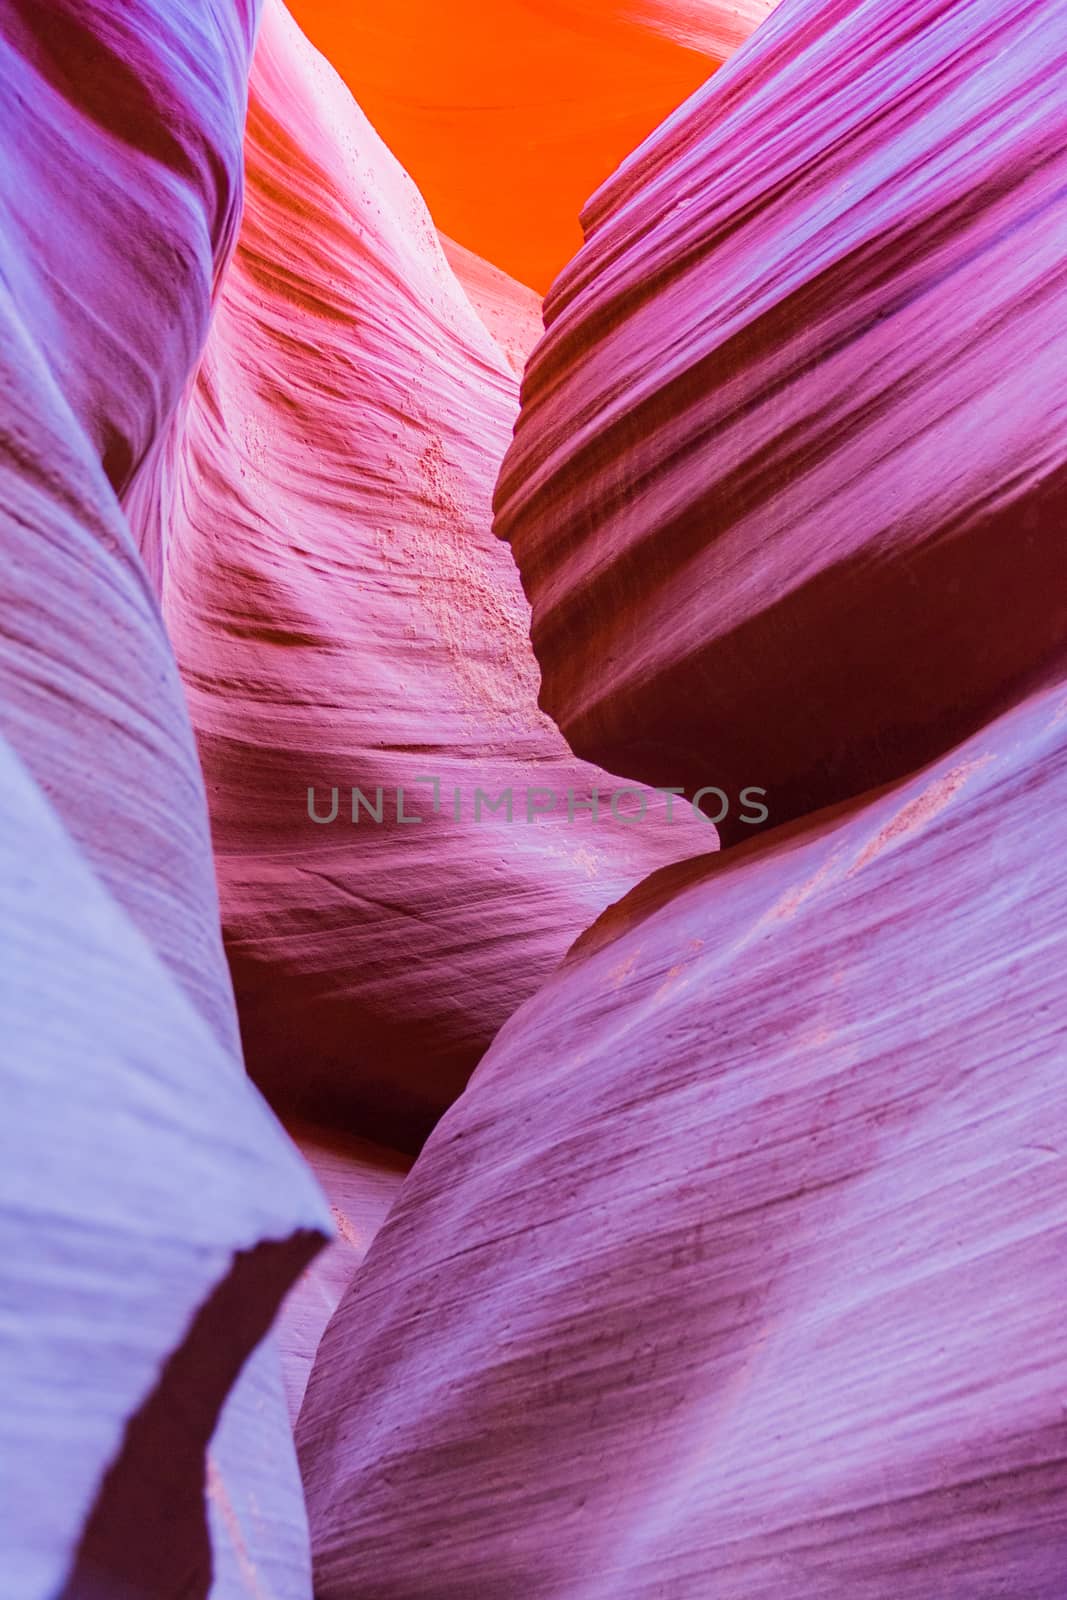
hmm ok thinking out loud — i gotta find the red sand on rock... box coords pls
[496,0,1067,833]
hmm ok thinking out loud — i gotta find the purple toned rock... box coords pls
[495,0,1067,833]
[135,0,714,1150]
[297,679,1067,1597]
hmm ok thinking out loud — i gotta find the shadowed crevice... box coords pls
[59,1229,324,1600]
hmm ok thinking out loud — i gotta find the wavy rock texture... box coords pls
[0,3,331,1594]
[0,0,257,589]
[285,0,777,289]
[138,0,713,1151]
[0,736,327,1600]
[7,1,1062,1597]
[297,677,1067,1598]
[495,0,1067,833]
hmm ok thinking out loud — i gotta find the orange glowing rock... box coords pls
[285,0,777,290]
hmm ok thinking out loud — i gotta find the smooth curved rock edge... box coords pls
[496,0,1067,835]
[0,3,331,1594]
[0,733,329,1599]
[440,232,544,374]
[297,675,1067,1599]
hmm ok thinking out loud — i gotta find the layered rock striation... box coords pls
[138,0,714,1152]
[495,0,1067,833]
[295,3,1067,1594]
[298,677,1067,1599]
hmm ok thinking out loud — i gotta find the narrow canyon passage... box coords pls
[1,1,1065,1597]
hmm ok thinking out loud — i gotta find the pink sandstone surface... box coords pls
[439,233,544,375]
[495,0,1067,835]
[291,1,1067,1595]
[135,0,714,1152]
[276,1124,410,1421]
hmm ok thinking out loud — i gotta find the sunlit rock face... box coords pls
[137,0,713,1152]
[0,3,330,1594]
[296,677,1067,1599]
[496,0,1067,835]
[284,0,777,289]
